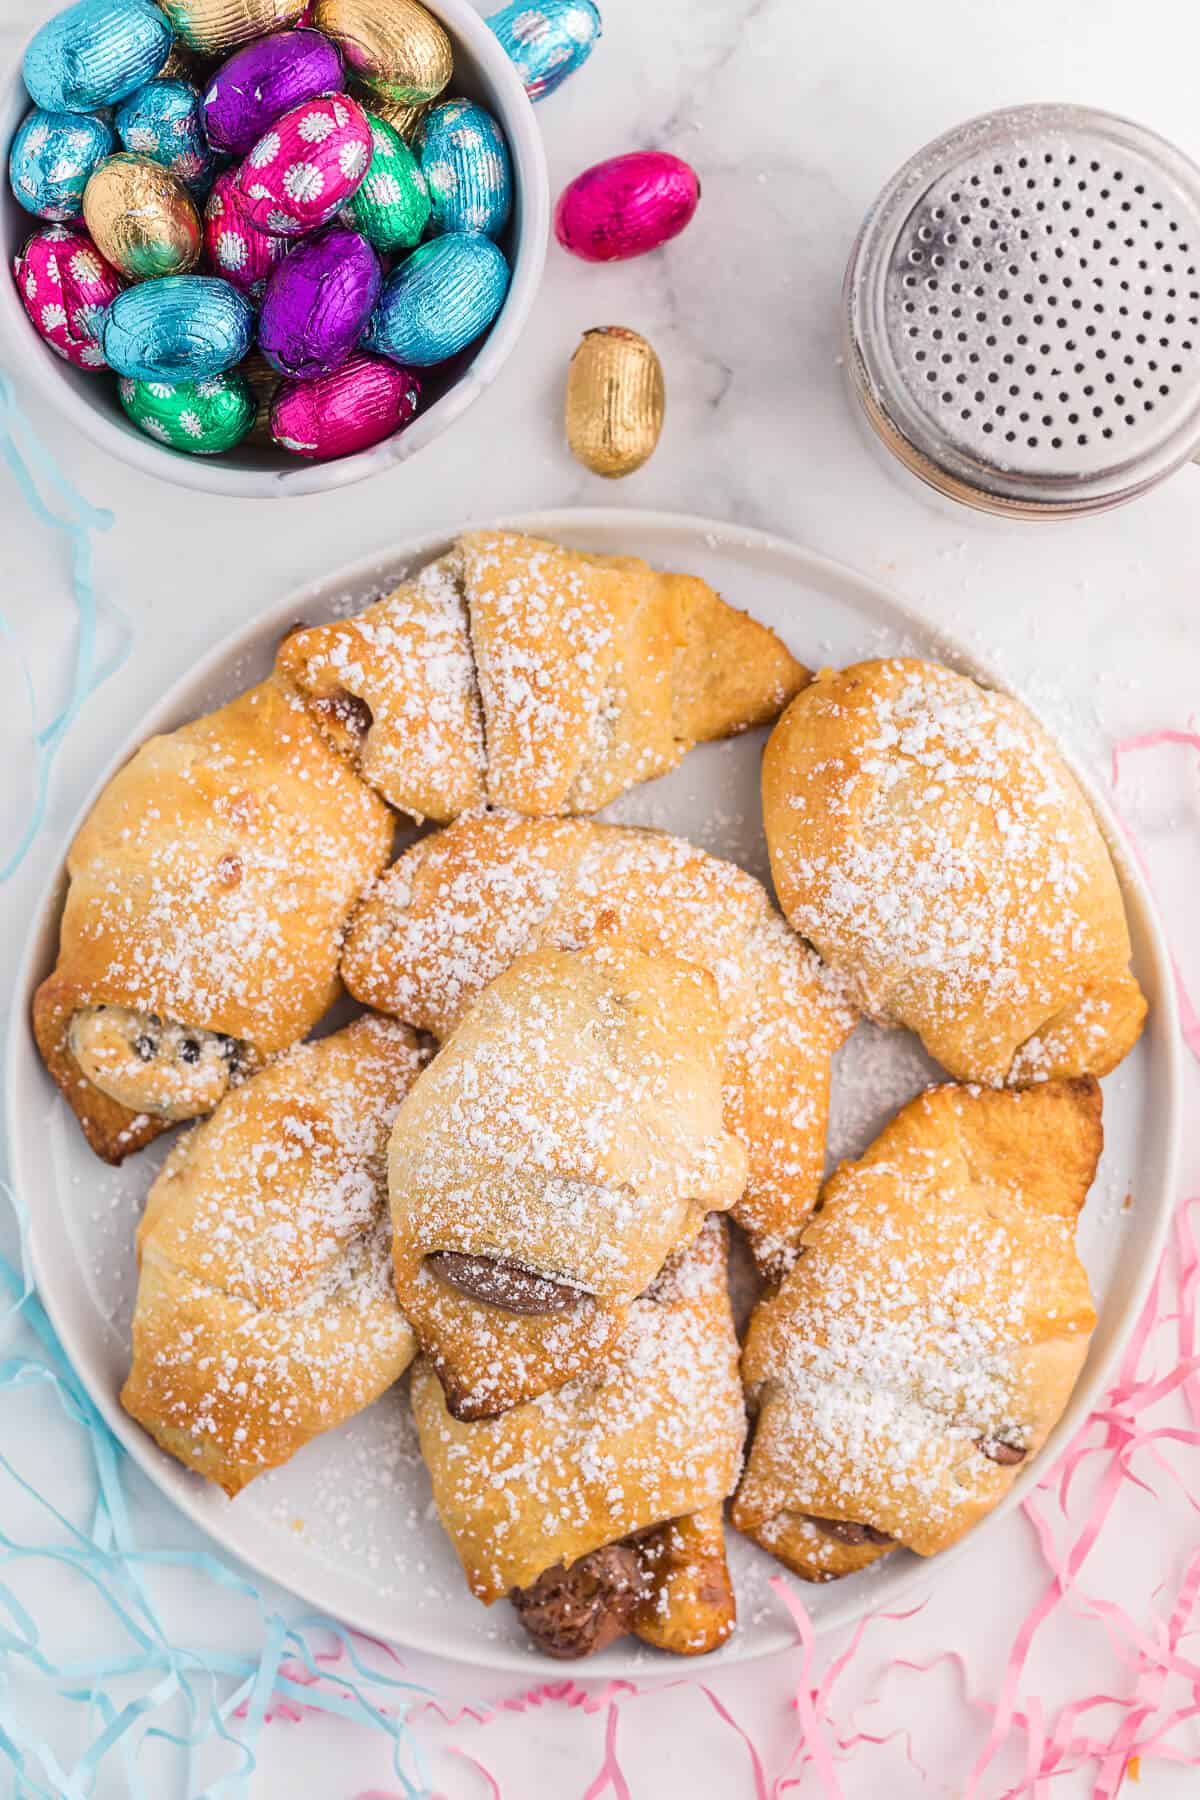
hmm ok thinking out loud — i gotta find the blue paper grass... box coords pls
[0,374,128,883]
[0,384,437,1796]
[0,1187,436,1796]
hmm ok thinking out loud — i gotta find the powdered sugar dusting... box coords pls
[765,658,1142,1083]
[412,1220,746,1603]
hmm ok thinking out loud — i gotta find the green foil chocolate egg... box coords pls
[346,111,431,253]
[118,370,254,453]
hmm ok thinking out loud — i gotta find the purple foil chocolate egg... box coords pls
[554,151,700,262]
[203,29,344,157]
[270,350,420,457]
[258,223,380,378]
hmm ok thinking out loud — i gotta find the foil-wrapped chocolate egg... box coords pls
[9,109,114,221]
[235,92,371,235]
[237,346,281,442]
[270,349,419,456]
[565,325,663,476]
[257,224,380,378]
[486,0,601,102]
[157,0,307,58]
[119,369,255,452]
[23,0,173,114]
[115,79,218,195]
[355,85,427,139]
[311,0,452,105]
[203,29,344,156]
[12,225,123,368]
[83,152,202,278]
[413,98,511,239]
[102,273,253,379]
[555,151,699,262]
[363,232,508,366]
[345,110,429,252]
[202,168,288,295]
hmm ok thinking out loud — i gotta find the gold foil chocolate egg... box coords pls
[236,348,281,444]
[313,0,452,104]
[352,84,429,139]
[565,326,664,478]
[83,153,202,279]
[158,0,306,57]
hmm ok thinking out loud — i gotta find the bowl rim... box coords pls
[0,0,550,499]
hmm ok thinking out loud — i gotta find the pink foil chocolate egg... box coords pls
[554,150,699,262]
[235,91,371,236]
[13,224,123,368]
[269,349,419,457]
[202,168,288,295]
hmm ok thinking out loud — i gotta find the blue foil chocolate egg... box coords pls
[102,273,253,379]
[115,79,218,194]
[24,0,174,114]
[413,99,512,239]
[203,29,344,157]
[9,109,114,219]
[257,225,380,380]
[363,232,509,367]
[485,0,601,102]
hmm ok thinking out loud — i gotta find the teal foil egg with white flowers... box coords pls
[23,0,173,113]
[413,99,512,239]
[485,1,601,102]
[9,109,114,220]
[102,274,253,380]
[363,232,509,366]
[115,79,219,195]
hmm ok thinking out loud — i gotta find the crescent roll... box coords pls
[121,1015,425,1496]
[388,940,748,1419]
[762,659,1146,1086]
[275,530,808,823]
[732,1077,1102,1581]
[343,811,856,1278]
[33,679,394,1163]
[412,1219,745,1657]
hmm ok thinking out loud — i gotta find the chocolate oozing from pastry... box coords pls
[425,1250,590,1314]
[312,688,373,742]
[511,1544,644,1658]
[804,1514,894,1547]
[978,1435,1028,1466]
[68,1005,244,1120]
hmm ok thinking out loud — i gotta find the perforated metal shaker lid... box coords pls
[843,103,1200,518]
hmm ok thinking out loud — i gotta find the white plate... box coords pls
[6,509,1182,1675]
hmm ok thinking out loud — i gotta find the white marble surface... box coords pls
[1,0,1199,1794]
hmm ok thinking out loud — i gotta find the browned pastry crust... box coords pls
[32,679,394,1163]
[389,940,748,1418]
[275,530,808,823]
[343,811,856,1278]
[411,1220,744,1655]
[732,1077,1103,1580]
[762,658,1146,1085]
[121,1016,424,1496]
[631,1505,737,1655]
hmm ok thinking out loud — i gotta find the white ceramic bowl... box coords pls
[0,1,549,498]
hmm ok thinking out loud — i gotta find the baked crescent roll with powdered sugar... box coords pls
[275,529,808,823]
[412,1218,745,1658]
[732,1077,1102,1581]
[762,659,1146,1086]
[33,679,395,1164]
[343,811,857,1279]
[388,940,748,1420]
[122,1016,425,1497]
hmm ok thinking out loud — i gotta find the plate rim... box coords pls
[5,506,1183,1676]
